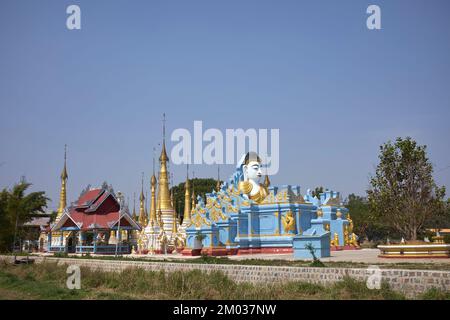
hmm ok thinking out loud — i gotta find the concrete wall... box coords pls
[1,255,449,298]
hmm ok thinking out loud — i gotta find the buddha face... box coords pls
[244,160,262,181]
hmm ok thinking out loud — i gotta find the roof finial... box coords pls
[132,192,137,221]
[216,165,221,191]
[61,144,68,180]
[57,144,69,219]
[186,163,189,179]
[152,147,156,175]
[191,170,195,196]
[162,113,166,142]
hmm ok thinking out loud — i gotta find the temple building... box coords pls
[138,114,184,253]
[43,116,358,259]
[43,148,141,254]
[180,152,359,258]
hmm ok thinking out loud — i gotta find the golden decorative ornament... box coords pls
[281,211,296,233]
[317,208,323,218]
[238,181,253,194]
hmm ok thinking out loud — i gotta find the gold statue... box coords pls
[281,211,296,233]
[330,233,339,246]
[347,213,354,234]
[344,225,349,246]
[350,233,359,247]
[316,208,323,218]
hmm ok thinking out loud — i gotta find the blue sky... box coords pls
[1,0,449,211]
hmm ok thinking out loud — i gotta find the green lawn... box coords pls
[0,261,449,300]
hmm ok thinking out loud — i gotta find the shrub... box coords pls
[443,235,450,244]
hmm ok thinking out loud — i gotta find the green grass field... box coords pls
[0,261,449,300]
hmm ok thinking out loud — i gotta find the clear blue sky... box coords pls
[1,0,449,211]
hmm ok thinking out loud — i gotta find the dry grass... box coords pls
[0,261,421,300]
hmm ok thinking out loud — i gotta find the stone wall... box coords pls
[1,255,449,297]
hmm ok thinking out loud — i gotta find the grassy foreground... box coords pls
[44,252,450,271]
[0,261,448,300]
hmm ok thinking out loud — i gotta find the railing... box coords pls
[76,244,130,254]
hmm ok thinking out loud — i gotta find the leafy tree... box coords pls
[171,178,219,220]
[424,198,450,230]
[0,181,49,252]
[311,186,324,199]
[346,194,399,242]
[367,137,446,240]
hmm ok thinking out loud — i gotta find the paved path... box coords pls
[38,249,450,264]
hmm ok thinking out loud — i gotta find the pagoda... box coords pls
[138,114,184,253]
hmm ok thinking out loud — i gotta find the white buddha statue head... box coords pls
[237,152,268,203]
[242,151,262,183]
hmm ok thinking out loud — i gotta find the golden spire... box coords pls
[191,171,196,212]
[184,165,191,221]
[157,113,173,210]
[57,145,68,218]
[157,200,164,229]
[149,166,157,226]
[145,191,148,213]
[170,173,174,208]
[172,208,178,234]
[216,165,221,192]
[132,192,137,221]
[138,173,147,226]
[264,175,270,188]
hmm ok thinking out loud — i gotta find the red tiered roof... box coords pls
[53,188,139,231]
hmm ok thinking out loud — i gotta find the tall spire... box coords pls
[191,170,196,212]
[57,145,68,218]
[145,191,148,222]
[216,165,221,192]
[172,206,178,234]
[132,192,137,221]
[138,172,147,226]
[149,172,157,226]
[184,164,191,221]
[170,172,174,208]
[157,113,172,210]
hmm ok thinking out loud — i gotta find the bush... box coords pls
[53,252,68,258]
[420,287,450,300]
[443,235,450,244]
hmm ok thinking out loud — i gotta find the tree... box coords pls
[0,181,49,252]
[346,194,398,242]
[311,186,324,199]
[367,137,446,240]
[171,178,219,220]
[424,198,450,231]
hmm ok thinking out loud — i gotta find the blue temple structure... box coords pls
[182,156,359,258]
